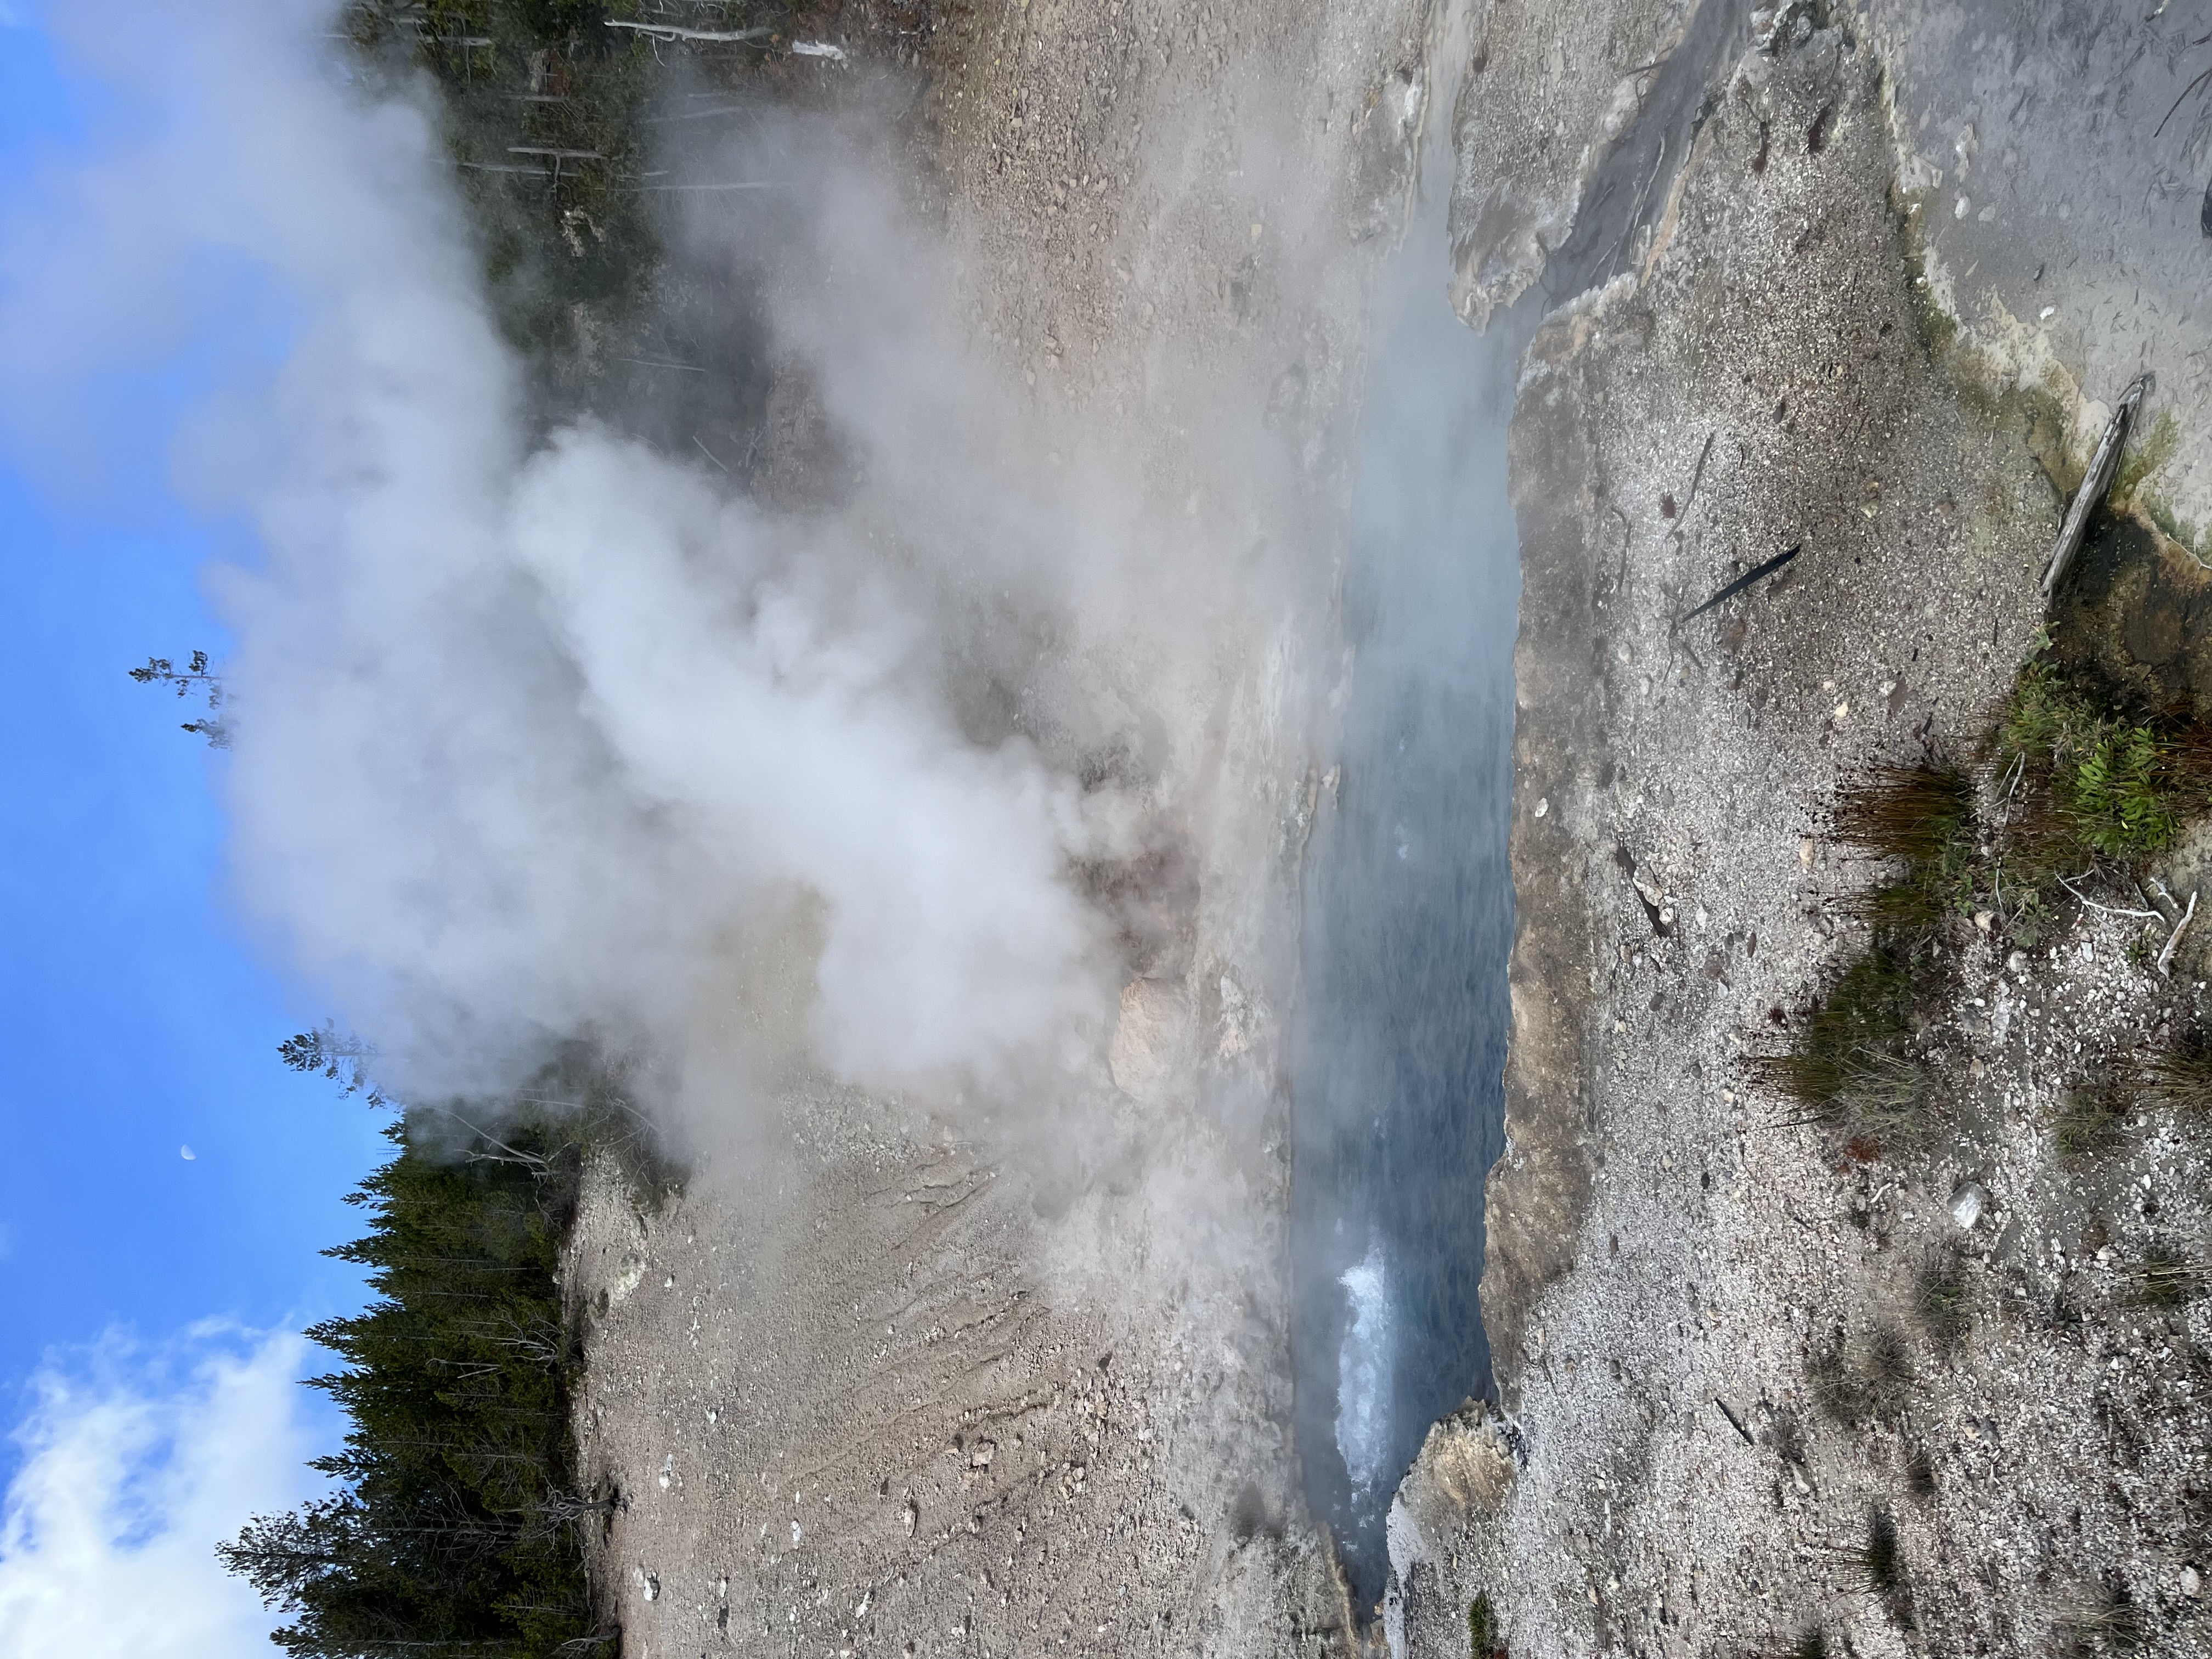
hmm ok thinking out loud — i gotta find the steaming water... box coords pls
[1288,3,1533,1606]
[1333,1244,1395,1494]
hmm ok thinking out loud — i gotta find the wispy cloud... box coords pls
[0,1327,325,1659]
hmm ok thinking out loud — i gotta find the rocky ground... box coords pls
[556,0,2212,1654]
[558,0,1446,1654]
[1393,4,2212,1657]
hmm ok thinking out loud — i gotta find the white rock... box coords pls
[2184,1566,2203,1598]
[1109,977,1193,1107]
[1949,1182,1988,1229]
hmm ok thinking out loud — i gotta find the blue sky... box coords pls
[0,4,383,1606]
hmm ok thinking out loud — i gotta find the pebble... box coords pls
[2185,1566,2203,1598]
[1950,1182,1988,1229]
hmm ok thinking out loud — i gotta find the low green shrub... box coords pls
[1997,657,2209,879]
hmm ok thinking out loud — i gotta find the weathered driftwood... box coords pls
[2039,373,2153,604]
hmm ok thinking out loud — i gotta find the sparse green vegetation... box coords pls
[1468,1589,1497,1657]
[1834,763,1974,886]
[2138,1039,2212,1115]
[1996,657,2207,877]
[2118,1243,2202,1310]
[1913,1252,1970,1354]
[2061,1579,2147,1656]
[1808,1324,1914,1425]
[1832,765,1977,932]
[2055,1082,2130,1159]
[1752,945,1934,1152]
[1904,1440,1937,1499]
[1844,1509,1910,1626]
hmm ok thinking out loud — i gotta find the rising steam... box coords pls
[0,1,1246,1106]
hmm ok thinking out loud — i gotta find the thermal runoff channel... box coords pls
[1288,13,1527,1602]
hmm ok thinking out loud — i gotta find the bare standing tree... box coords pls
[128,648,230,747]
[279,1023,388,1106]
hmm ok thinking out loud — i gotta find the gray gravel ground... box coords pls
[1396,5,2212,1656]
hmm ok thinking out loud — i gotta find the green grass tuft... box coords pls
[1914,1252,1970,1353]
[1843,1509,1913,1627]
[2062,1579,2147,1655]
[1834,764,1973,866]
[2055,1084,2130,1158]
[1996,658,2209,883]
[1904,1440,1937,1498]
[1751,947,1937,1150]
[2119,1243,2202,1310]
[1469,1589,1497,1657]
[1808,1326,1914,1425]
[2137,1040,2212,1115]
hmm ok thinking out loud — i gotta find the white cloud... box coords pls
[0,1328,326,1659]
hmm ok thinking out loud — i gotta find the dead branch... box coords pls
[2056,872,2163,921]
[2159,890,2198,977]
[605,19,771,42]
